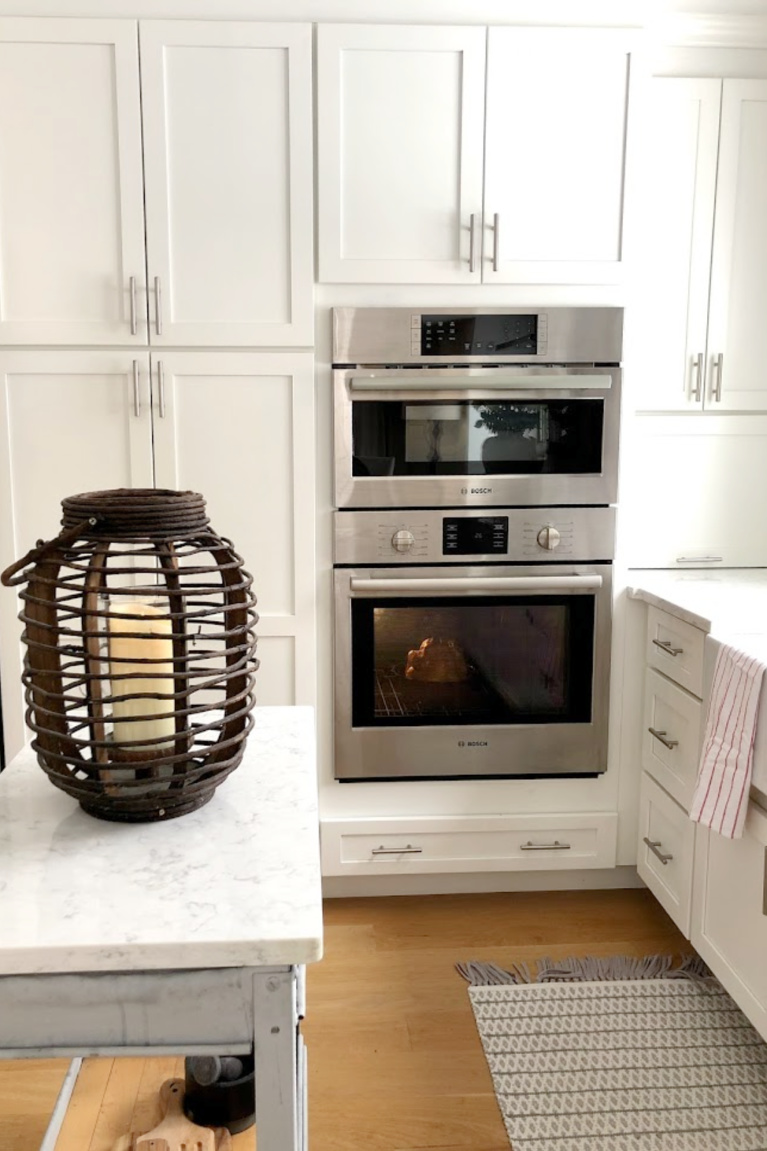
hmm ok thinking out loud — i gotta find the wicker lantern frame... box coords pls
[1,489,258,822]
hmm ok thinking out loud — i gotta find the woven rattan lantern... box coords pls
[1,489,258,822]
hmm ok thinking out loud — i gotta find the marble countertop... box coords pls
[0,706,323,976]
[627,569,767,649]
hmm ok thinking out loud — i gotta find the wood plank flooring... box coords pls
[0,888,690,1151]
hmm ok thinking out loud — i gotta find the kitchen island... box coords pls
[0,705,322,1150]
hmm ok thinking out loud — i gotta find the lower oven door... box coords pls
[333,563,612,781]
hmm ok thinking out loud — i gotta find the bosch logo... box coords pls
[460,487,493,495]
[458,740,489,748]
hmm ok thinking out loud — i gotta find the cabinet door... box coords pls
[0,351,154,761]
[707,81,767,411]
[0,19,147,345]
[140,22,313,347]
[151,352,315,708]
[633,79,721,412]
[317,24,486,284]
[483,28,637,285]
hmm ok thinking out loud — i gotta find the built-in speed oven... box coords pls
[333,507,614,781]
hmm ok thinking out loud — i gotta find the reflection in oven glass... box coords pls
[369,603,573,724]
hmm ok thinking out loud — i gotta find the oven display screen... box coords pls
[443,517,508,555]
[421,314,538,356]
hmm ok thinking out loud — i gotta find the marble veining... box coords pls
[627,569,767,641]
[0,707,323,975]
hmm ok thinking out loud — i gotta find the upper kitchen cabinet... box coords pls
[0,19,313,348]
[0,20,147,345]
[636,78,767,413]
[140,22,313,347]
[316,24,638,285]
[317,24,486,284]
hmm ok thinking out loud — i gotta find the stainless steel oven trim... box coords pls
[334,367,621,510]
[333,562,612,781]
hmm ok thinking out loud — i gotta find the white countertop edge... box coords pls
[627,584,714,631]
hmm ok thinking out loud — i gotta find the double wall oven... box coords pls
[332,307,623,782]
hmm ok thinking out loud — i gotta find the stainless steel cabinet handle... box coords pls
[520,840,571,851]
[129,275,138,336]
[676,555,723,564]
[154,275,163,336]
[371,844,423,856]
[469,213,478,273]
[711,352,723,402]
[132,360,140,418]
[157,360,166,419]
[643,837,673,865]
[492,212,500,272]
[690,352,703,402]
[648,727,679,750]
[652,638,683,657]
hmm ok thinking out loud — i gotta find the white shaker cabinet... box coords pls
[0,20,147,346]
[0,20,314,348]
[317,24,486,284]
[0,350,316,762]
[140,22,313,347]
[636,77,767,412]
[317,23,637,285]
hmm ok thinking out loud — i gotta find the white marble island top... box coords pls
[0,706,322,976]
[627,569,767,640]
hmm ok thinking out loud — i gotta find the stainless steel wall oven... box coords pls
[332,307,623,783]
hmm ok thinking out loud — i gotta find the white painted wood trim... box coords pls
[316,23,486,284]
[139,21,314,346]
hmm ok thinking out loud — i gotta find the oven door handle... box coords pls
[349,575,603,596]
[348,374,612,393]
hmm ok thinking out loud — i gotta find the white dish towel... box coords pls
[691,643,767,838]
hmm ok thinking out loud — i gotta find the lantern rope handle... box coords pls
[1,518,98,587]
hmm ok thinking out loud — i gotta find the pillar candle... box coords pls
[108,601,175,750]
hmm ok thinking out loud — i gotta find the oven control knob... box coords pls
[537,525,561,551]
[392,529,415,553]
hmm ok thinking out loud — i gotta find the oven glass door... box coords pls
[351,398,604,478]
[352,593,594,728]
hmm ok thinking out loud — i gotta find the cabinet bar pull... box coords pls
[676,555,723,564]
[132,360,140,418]
[690,352,703,402]
[129,276,137,336]
[371,844,423,856]
[643,837,673,865]
[520,840,571,851]
[154,276,163,336]
[652,638,683,657]
[711,352,723,402]
[492,213,500,272]
[648,727,679,750]
[157,361,166,419]
[469,213,478,273]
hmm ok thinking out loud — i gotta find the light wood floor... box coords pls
[2,888,690,1151]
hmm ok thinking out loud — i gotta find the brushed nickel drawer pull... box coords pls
[371,844,423,856]
[648,727,679,750]
[652,638,683,657]
[690,351,703,402]
[520,840,571,851]
[643,837,673,865]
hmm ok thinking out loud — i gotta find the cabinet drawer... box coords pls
[693,804,767,1040]
[321,814,618,876]
[642,667,703,809]
[637,772,695,937]
[646,606,705,698]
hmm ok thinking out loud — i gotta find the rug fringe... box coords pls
[457,953,713,984]
[455,960,533,985]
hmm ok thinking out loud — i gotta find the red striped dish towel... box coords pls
[690,644,767,838]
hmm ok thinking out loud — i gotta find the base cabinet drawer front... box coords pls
[642,667,703,809]
[637,772,695,936]
[646,606,705,698]
[692,805,767,1040]
[321,814,618,875]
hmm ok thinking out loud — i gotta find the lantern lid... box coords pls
[61,489,210,539]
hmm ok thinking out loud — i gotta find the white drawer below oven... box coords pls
[321,814,618,875]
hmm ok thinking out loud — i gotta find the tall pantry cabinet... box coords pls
[0,19,316,761]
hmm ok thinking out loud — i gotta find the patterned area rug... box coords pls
[460,957,767,1151]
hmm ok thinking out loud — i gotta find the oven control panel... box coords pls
[416,313,546,358]
[334,508,616,565]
